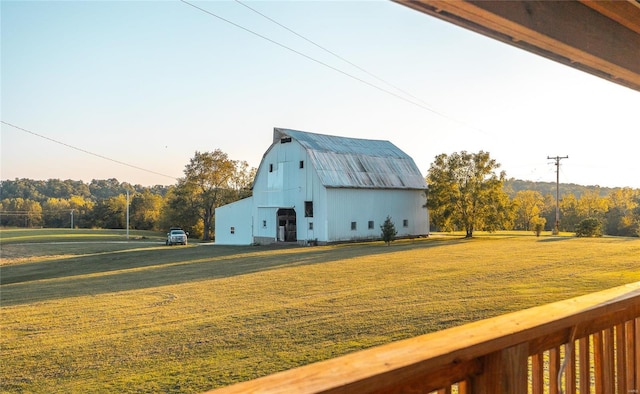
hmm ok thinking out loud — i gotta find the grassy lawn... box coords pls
[1,229,639,393]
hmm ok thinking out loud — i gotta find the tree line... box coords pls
[426,151,640,237]
[2,150,639,238]
[0,150,255,240]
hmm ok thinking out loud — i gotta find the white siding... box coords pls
[252,138,329,243]
[214,197,253,245]
[325,188,428,242]
[254,207,278,243]
[299,179,328,243]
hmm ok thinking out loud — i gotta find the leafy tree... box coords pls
[130,190,164,230]
[633,195,640,237]
[69,196,95,228]
[170,150,237,241]
[161,185,199,236]
[218,160,257,207]
[541,193,557,231]
[559,193,580,232]
[0,179,45,201]
[576,189,608,221]
[0,198,43,227]
[228,161,256,194]
[42,198,72,227]
[44,179,90,199]
[605,188,639,236]
[513,190,545,231]
[380,215,397,246]
[575,217,603,237]
[426,151,512,237]
[42,196,94,228]
[89,178,125,200]
[504,179,614,200]
[91,194,128,229]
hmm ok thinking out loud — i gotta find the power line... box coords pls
[179,0,488,135]
[234,0,429,106]
[1,121,178,181]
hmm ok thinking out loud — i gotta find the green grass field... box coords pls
[1,229,639,393]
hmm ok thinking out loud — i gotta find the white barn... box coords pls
[214,128,429,245]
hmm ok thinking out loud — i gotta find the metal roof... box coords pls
[273,128,427,190]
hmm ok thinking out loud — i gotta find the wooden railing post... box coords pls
[470,342,528,394]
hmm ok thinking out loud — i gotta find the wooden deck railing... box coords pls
[205,282,640,394]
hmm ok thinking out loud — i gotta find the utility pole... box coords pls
[70,209,74,229]
[547,155,568,235]
[126,190,130,240]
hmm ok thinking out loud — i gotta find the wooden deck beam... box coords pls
[393,0,640,92]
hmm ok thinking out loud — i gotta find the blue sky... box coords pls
[2,0,639,188]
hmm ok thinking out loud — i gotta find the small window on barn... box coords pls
[230,227,235,234]
[368,220,374,230]
[304,201,313,217]
[299,160,304,169]
[403,219,409,227]
[309,222,313,230]
[281,137,292,143]
[262,220,267,228]
[351,221,357,231]
[269,164,273,172]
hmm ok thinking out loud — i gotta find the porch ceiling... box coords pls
[393,0,640,92]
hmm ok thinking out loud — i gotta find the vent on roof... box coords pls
[281,137,292,143]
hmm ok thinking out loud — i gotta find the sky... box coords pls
[2,0,639,189]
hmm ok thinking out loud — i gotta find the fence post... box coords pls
[471,342,528,394]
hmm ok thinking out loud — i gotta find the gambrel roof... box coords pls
[273,128,427,190]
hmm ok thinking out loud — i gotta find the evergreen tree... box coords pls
[380,215,397,246]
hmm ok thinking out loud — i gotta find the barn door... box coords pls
[277,208,297,242]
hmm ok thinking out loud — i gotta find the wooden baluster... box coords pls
[549,347,560,394]
[578,336,590,394]
[531,353,544,394]
[616,323,627,394]
[457,379,470,394]
[565,340,577,394]
[594,331,604,394]
[603,328,615,393]
[624,320,636,393]
[635,318,640,394]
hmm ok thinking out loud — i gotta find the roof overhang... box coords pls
[393,0,640,92]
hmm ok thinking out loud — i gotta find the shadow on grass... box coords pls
[537,236,575,242]
[1,238,464,306]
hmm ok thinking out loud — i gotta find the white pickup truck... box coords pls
[166,228,188,245]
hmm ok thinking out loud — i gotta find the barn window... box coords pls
[304,201,313,217]
[281,137,292,143]
[299,160,304,169]
[368,220,374,229]
[309,222,313,230]
[262,220,267,228]
[403,219,409,227]
[269,164,273,172]
[351,221,357,231]
[230,227,235,234]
